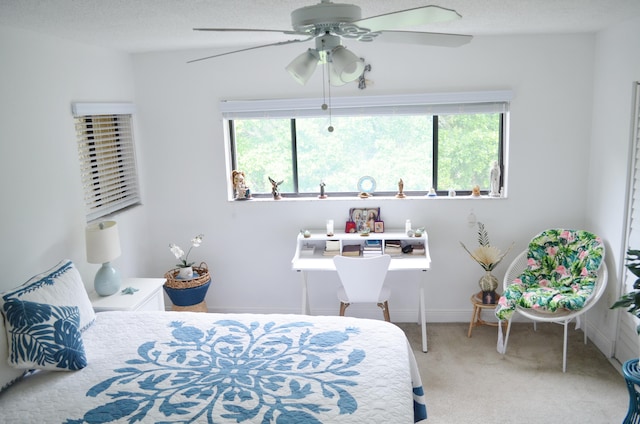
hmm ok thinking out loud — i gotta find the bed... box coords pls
[0,260,427,423]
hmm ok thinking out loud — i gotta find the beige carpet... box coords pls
[397,322,630,424]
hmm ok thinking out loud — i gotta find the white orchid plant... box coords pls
[460,222,512,272]
[169,234,204,268]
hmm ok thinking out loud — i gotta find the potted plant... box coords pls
[611,249,640,333]
[164,234,211,311]
[460,222,513,304]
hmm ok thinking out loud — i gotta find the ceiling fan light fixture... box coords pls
[328,63,347,87]
[330,45,364,83]
[286,48,320,85]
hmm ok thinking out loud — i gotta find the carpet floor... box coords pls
[397,322,629,424]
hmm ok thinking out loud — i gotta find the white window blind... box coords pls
[617,82,640,363]
[220,90,512,119]
[72,103,141,222]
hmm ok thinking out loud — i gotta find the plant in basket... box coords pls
[165,234,211,311]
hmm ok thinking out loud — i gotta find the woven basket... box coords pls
[164,263,210,289]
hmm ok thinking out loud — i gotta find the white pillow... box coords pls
[0,260,96,332]
[0,314,25,392]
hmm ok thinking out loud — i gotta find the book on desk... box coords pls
[363,239,382,256]
[342,244,361,256]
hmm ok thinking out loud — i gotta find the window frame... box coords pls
[222,91,511,199]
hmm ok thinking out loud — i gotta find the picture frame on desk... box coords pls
[349,207,380,233]
[374,221,384,233]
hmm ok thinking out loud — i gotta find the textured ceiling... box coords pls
[1,0,639,53]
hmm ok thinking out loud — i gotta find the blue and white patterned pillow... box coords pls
[2,299,87,370]
[0,260,96,332]
[0,260,94,384]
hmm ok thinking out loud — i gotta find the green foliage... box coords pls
[232,112,500,195]
[611,249,640,333]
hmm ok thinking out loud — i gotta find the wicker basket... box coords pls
[163,263,211,309]
[164,263,210,289]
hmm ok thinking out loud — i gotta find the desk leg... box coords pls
[420,271,427,352]
[299,271,310,315]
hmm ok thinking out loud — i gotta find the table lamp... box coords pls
[86,220,122,296]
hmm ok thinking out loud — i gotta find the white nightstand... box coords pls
[89,278,166,312]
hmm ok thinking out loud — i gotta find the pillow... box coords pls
[0,259,96,332]
[2,299,87,371]
[0,314,26,392]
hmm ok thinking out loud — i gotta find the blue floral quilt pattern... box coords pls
[66,319,370,423]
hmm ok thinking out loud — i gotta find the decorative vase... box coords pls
[178,266,194,279]
[479,271,498,304]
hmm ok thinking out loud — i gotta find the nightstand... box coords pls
[89,278,166,312]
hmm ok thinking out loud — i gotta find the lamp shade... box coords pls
[328,63,347,87]
[86,221,121,264]
[286,49,320,85]
[331,46,364,83]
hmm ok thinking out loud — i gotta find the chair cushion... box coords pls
[495,229,604,320]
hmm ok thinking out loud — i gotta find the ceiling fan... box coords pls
[189,0,472,86]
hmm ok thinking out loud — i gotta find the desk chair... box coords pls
[333,254,392,321]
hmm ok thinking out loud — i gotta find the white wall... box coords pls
[586,16,640,357]
[0,26,140,290]
[131,34,598,323]
[2,18,635,359]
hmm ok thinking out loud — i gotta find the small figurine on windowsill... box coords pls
[232,170,251,200]
[268,177,283,200]
[471,185,481,197]
[319,181,327,199]
[396,178,406,198]
[489,160,501,197]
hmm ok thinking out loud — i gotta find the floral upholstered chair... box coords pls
[495,229,607,372]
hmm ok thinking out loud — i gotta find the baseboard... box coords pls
[201,305,500,324]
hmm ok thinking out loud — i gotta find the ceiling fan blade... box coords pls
[375,30,472,47]
[193,28,305,36]
[187,37,313,63]
[353,5,461,32]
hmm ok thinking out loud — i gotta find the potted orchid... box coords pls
[460,222,513,304]
[169,234,204,279]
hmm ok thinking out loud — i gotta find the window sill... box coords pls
[228,195,506,202]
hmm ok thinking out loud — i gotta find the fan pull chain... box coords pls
[327,62,333,132]
[320,58,334,133]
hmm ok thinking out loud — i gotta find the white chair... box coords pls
[500,249,608,372]
[333,254,392,321]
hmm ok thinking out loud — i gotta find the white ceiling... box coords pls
[1,0,640,53]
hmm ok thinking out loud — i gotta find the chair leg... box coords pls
[377,301,391,322]
[339,302,349,316]
[503,318,514,355]
[563,320,568,373]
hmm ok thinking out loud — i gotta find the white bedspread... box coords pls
[0,311,426,423]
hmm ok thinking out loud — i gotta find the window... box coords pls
[72,103,141,221]
[222,91,511,198]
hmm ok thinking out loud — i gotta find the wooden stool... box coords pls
[171,300,208,312]
[467,292,501,337]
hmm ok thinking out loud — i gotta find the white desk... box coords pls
[291,230,431,352]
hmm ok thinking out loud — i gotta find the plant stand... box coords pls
[163,263,211,312]
[623,358,640,424]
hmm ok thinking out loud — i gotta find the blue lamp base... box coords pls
[94,261,121,296]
